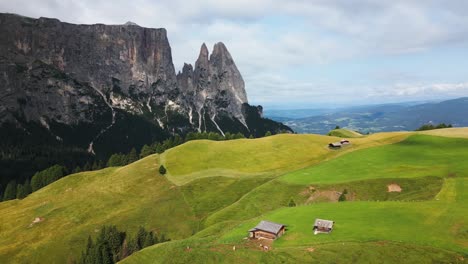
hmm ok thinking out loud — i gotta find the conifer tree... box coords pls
[159,165,167,175]
[16,184,26,199]
[3,181,16,201]
[127,148,138,164]
[143,232,155,248]
[91,161,99,171]
[140,144,153,158]
[73,166,82,174]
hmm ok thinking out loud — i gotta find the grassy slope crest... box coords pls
[0,129,467,263]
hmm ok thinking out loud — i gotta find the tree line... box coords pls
[1,130,278,201]
[79,225,168,264]
[415,123,453,131]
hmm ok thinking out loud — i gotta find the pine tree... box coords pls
[3,181,17,201]
[73,166,82,174]
[264,131,272,137]
[338,189,347,202]
[288,198,296,207]
[127,148,138,164]
[140,144,153,158]
[136,226,147,249]
[91,161,99,171]
[107,154,125,167]
[83,162,92,171]
[234,132,245,139]
[143,232,155,248]
[16,184,27,199]
[159,165,167,175]
[31,172,43,192]
[127,237,139,255]
[24,179,32,196]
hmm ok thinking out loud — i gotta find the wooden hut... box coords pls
[313,219,334,234]
[340,139,350,145]
[249,220,286,240]
[328,142,342,149]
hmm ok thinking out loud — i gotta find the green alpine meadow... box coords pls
[0,128,466,263]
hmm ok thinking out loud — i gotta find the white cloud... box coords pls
[370,82,468,99]
[2,0,468,107]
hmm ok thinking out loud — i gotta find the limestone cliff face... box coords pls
[0,13,178,124]
[177,42,249,134]
[0,13,291,157]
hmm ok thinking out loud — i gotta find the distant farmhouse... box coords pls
[313,218,334,234]
[249,220,286,240]
[329,139,351,149]
[340,139,350,144]
[328,142,342,148]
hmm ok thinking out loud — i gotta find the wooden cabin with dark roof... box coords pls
[313,218,334,234]
[328,142,342,149]
[248,220,286,240]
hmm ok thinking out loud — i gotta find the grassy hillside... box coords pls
[123,132,468,263]
[327,128,363,138]
[280,135,468,185]
[419,127,468,139]
[0,160,277,263]
[122,177,467,264]
[162,132,408,185]
[0,129,467,263]
[221,181,467,252]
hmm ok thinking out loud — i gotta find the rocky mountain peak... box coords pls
[211,42,230,59]
[197,43,210,65]
[124,21,139,26]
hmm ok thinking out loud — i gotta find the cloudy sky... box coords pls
[2,0,468,109]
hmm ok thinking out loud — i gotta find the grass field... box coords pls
[122,239,464,264]
[328,128,363,138]
[0,129,467,263]
[419,127,468,139]
[221,182,467,252]
[162,132,409,185]
[280,135,468,185]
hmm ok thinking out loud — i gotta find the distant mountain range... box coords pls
[267,97,468,134]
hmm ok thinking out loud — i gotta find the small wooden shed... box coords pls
[340,139,350,145]
[328,142,342,148]
[249,220,286,240]
[313,219,334,234]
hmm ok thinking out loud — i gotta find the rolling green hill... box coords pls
[0,129,467,263]
[327,128,363,138]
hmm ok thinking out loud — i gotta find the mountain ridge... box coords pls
[0,12,291,184]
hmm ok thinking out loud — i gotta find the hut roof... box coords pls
[314,219,334,229]
[329,142,342,147]
[249,220,285,234]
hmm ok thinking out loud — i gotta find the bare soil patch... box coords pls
[307,190,340,202]
[29,217,44,227]
[387,184,402,192]
[306,247,315,252]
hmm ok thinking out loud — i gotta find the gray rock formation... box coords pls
[177,42,249,134]
[0,13,252,134]
[0,13,291,157]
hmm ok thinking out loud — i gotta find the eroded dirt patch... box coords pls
[387,184,402,192]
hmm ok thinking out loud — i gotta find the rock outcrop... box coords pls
[177,42,249,135]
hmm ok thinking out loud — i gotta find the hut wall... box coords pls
[253,230,277,240]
